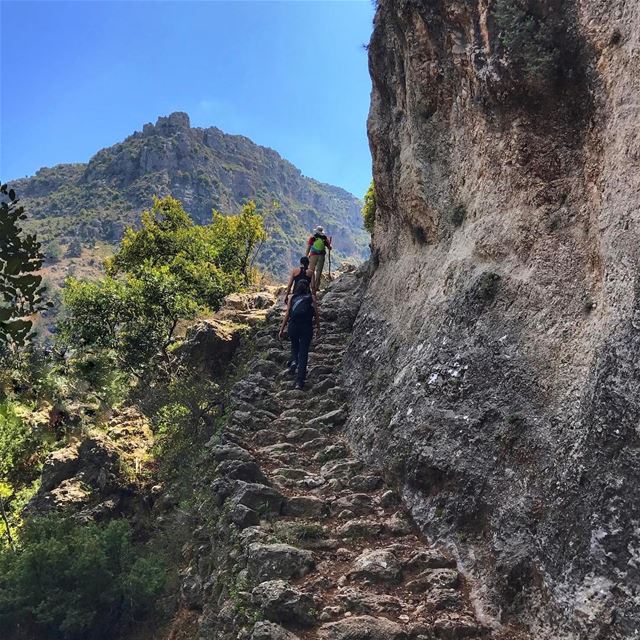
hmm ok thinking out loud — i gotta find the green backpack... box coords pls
[311,234,327,252]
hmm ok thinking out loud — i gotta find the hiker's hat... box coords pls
[314,226,324,234]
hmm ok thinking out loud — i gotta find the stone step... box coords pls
[191,272,491,640]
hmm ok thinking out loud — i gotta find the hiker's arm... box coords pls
[284,271,294,303]
[279,299,292,339]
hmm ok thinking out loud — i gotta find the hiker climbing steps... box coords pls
[185,269,523,639]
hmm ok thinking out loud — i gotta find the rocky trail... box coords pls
[180,269,527,640]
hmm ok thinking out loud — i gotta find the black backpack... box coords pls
[290,294,313,322]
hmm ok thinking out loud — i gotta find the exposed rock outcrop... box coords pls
[345,1,640,638]
[27,408,153,520]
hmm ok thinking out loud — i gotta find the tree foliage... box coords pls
[0,517,165,639]
[0,184,49,346]
[61,197,267,376]
[210,200,268,285]
[362,180,376,233]
[62,267,199,376]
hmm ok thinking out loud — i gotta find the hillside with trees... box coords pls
[11,113,369,281]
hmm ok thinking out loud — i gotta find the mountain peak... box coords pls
[141,112,191,136]
[12,115,369,277]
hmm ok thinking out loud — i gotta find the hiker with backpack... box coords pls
[278,278,320,391]
[283,256,316,305]
[306,226,332,293]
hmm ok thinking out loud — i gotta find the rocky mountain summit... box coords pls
[12,112,369,276]
[345,0,640,638]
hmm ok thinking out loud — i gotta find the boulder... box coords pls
[336,519,384,538]
[177,318,242,377]
[336,588,403,615]
[75,437,121,492]
[230,481,284,515]
[432,614,487,638]
[208,444,254,464]
[405,549,456,571]
[409,568,460,592]
[306,408,348,429]
[282,496,327,517]
[314,443,350,463]
[331,494,375,516]
[228,504,261,529]
[349,549,402,583]
[181,569,203,610]
[40,444,79,492]
[285,427,323,443]
[247,543,315,582]
[317,615,406,640]
[251,579,316,626]
[321,459,363,479]
[251,621,301,640]
[217,459,269,485]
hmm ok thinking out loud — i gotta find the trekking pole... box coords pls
[328,236,332,279]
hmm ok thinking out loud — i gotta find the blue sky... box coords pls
[1,1,374,197]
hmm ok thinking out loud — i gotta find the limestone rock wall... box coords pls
[345,0,640,637]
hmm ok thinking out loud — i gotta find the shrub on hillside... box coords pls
[493,0,559,85]
[0,184,49,346]
[362,181,376,233]
[61,196,268,377]
[0,517,166,639]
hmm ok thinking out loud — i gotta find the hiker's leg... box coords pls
[289,323,300,368]
[296,326,313,387]
[308,255,319,291]
[314,254,325,291]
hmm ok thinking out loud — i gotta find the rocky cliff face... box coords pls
[13,113,369,276]
[345,0,640,637]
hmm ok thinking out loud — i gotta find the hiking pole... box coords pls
[328,236,332,280]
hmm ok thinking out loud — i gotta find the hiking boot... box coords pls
[287,362,298,376]
[294,381,304,391]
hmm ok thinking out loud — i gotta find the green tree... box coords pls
[210,200,268,285]
[46,239,63,264]
[110,196,267,293]
[362,180,376,233]
[62,268,199,376]
[0,517,165,639]
[0,184,49,346]
[0,400,48,551]
[61,196,267,377]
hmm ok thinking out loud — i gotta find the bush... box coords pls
[361,181,376,233]
[0,401,40,487]
[0,184,49,346]
[0,516,166,639]
[61,268,200,377]
[62,196,268,378]
[46,240,63,264]
[145,373,221,480]
[493,0,559,84]
[65,239,83,258]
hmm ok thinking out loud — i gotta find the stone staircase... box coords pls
[180,269,522,640]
